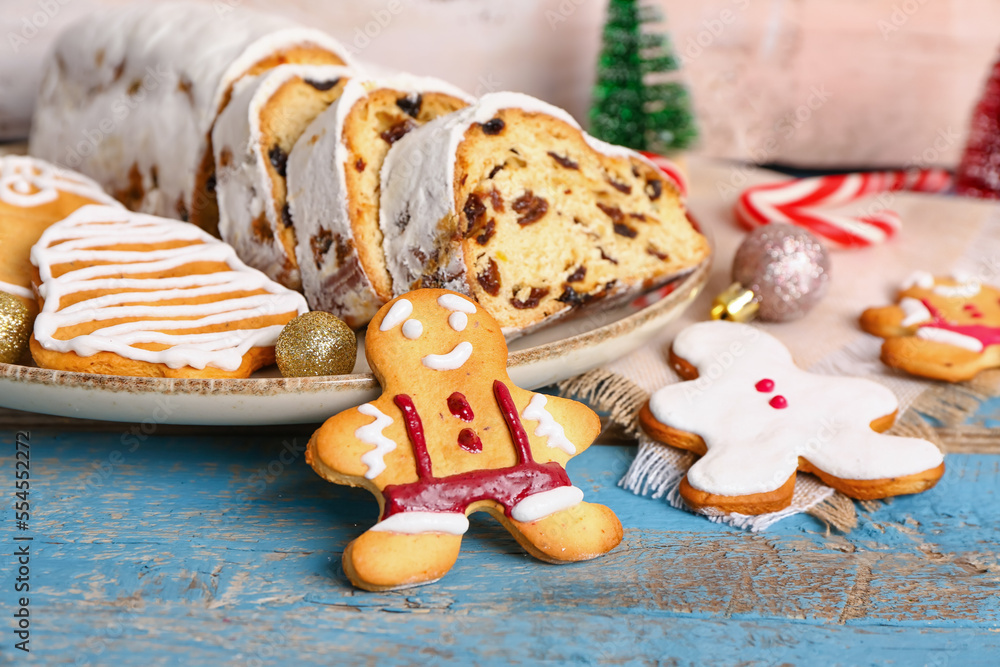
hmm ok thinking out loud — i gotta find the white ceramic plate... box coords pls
[0,259,709,425]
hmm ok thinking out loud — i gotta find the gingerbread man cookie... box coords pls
[639,320,945,516]
[860,271,1000,382]
[307,289,622,591]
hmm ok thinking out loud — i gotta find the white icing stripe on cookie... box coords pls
[421,342,473,371]
[915,327,985,352]
[0,155,118,208]
[437,294,477,313]
[356,403,397,479]
[380,299,413,331]
[899,297,932,328]
[30,205,308,371]
[401,319,423,339]
[370,511,470,535]
[933,281,981,298]
[510,486,583,523]
[0,281,35,300]
[522,394,576,455]
[448,312,468,332]
[649,321,943,495]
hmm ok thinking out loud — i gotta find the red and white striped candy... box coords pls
[735,169,953,248]
[640,151,688,198]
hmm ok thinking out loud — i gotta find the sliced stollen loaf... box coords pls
[212,64,354,290]
[379,92,710,333]
[287,76,472,327]
[29,2,353,235]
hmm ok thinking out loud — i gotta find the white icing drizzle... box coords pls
[902,271,935,290]
[0,280,36,301]
[510,486,584,523]
[355,403,397,479]
[448,312,468,332]
[437,293,477,314]
[0,155,118,208]
[30,3,352,221]
[380,299,413,331]
[30,205,308,371]
[287,74,473,326]
[522,394,577,455]
[648,321,943,496]
[213,64,354,289]
[402,319,423,339]
[421,341,473,371]
[933,280,981,299]
[899,297,932,327]
[369,511,469,535]
[915,327,984,352]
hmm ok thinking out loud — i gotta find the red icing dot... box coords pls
[447,392,474,421]
[457,428,483,453]
[769,395,788,409]
[964,304,984,319]
[755,378,775,393]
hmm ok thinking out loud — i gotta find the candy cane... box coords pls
[640,151,688,198]
[735,169,953,248]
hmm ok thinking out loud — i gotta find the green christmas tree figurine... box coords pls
[590,0,698,153]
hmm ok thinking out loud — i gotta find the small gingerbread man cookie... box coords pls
[639,320,945,516]
[860,271,1000,382]
[307,289,622,591]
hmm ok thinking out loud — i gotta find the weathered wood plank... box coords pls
[3,427,998,664]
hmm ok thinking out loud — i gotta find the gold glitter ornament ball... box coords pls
[0,292,32,364]
[276,312,357,377]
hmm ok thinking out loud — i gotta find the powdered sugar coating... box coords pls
[212,64,353,288]
[286,75,472,327]
[30,2,352,221]
[378,92,675,334]
[649,321,943,496]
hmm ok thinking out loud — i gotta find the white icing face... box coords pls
[372,293,485,372]
[448,311,468,332]
[437,294,476,314]
[422,341,473,371]
[402,318,423,339]
[648,321,944,497]
[380,298,413,331]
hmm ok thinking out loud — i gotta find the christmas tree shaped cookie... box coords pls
[307,289,622,591]
[639,320,945,515]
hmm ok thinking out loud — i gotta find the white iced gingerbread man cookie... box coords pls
[639,320,945,515]
[306,288,622,591]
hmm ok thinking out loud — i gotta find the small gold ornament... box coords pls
[0,292,32,364]
[276,311,357,377]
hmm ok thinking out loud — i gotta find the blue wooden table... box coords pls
[1,397,998,666]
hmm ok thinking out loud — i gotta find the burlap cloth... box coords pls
[558,156,1000,532]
